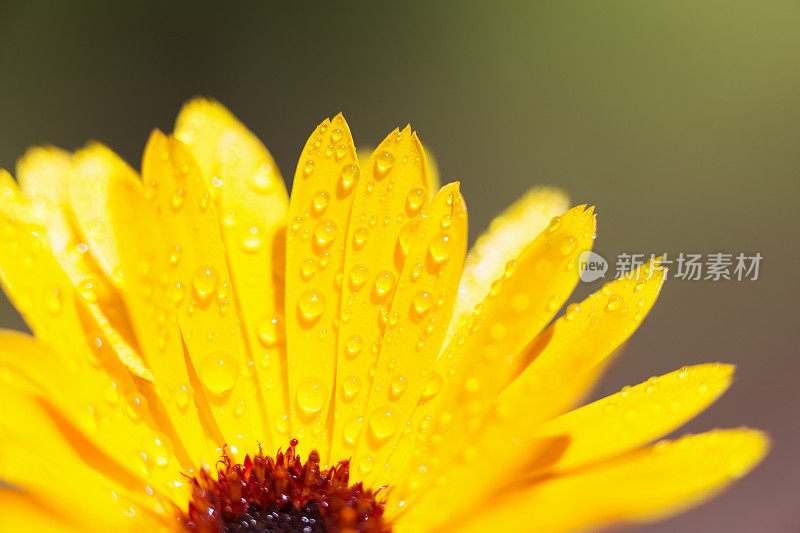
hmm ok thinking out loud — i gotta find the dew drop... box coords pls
[300,258,317,280]
[170,188,185,211]
[345,334,363,360]
[241,226,263,253]
[302,159,315,177]
[257,316,280,347]
[397,220,420,259]
[546,216,562,235]
[374,152,395,178]
[341,375,362,400]
[559,235,577,256]
[296,378,327,415]
[343,417,362,447]
[313,219,338,249]
[352,227,369,250]
[428,232,453,265]
[369,406,399,441]
[198,351,239,394]
[192,266,219,304]
[373,271,396,299]
[390,375,407,399]
[411,290,432,318]
[298,289,326,323]
[311,190,329,216]
[249,163,274,194]
[169,245,182,266]
[339,164,359,193]
[421,372,444,401]
[348,264,369,291]
[174,385,190,411]
[605,294,623,312]
[406,188,425,215]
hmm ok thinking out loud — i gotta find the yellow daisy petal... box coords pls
[329,126,430,462]
[0,490,82,533]
[284,114,359,450]
[175,99,290,442]
[66,142,140,283]
[140,130,269,455]
[12,147,151,380]
[501,258,667,425]
[355,182,467,483]
[447,187,569,342]
[0,214,181,476]
[532,363,735,474]
[0,332,188,502]
[385,205,595,499]
[103,156,212,463]
[454,429,768,533]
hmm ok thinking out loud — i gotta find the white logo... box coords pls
[579,250,608,282]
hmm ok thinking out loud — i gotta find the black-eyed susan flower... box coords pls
[0,99,767,532]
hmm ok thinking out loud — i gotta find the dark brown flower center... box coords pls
[181,440,390,533]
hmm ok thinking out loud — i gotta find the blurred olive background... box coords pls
[1,1,798,530]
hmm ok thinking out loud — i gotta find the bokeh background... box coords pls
[1,1,798,530]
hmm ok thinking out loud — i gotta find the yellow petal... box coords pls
[354,182,467,484]
[13,146,151,380]
[4,157,212,472]
[421,143,441,197]
[329,126,430,462]
[140,130,269,456]
[533,363,735,474]
[175,99,290,442]
[66,143,140,283]
[102,155,212,464]
[284,114,359,450]
[446,187,569,343]
[0,215,180,475]
[0,490,82,533]
[453,429,769,533]
[386,205,595,503]
[501,258,667,426]
[0,332,189,503]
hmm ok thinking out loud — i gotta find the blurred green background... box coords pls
[1,1,797,530]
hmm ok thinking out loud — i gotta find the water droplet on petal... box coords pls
[606,294,623,312]
[352,227,369,250]
[339,164,359,193]
[298,289,325,323]
[348,264,369,291]
[373,271,396,299]
[428,232,453,265]
[192,266,219,304]
[369,406,399,441]
[374,152,395,178]
[311,190,330,216]
[421,372,443,401]
[296,378,327,415]
[257,316,280,347]
[302,159,315,177]
[397,220,420,259]
[390,375,407,399]
[411,291,432,318]
[345,334,363,360]
[198,351,239,394]
[313,219,338,249]
[406,188,425,215]
[341,375,361,400]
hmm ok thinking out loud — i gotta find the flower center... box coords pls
[182,440,390,532]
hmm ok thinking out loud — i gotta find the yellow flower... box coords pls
[0,99,767,533]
